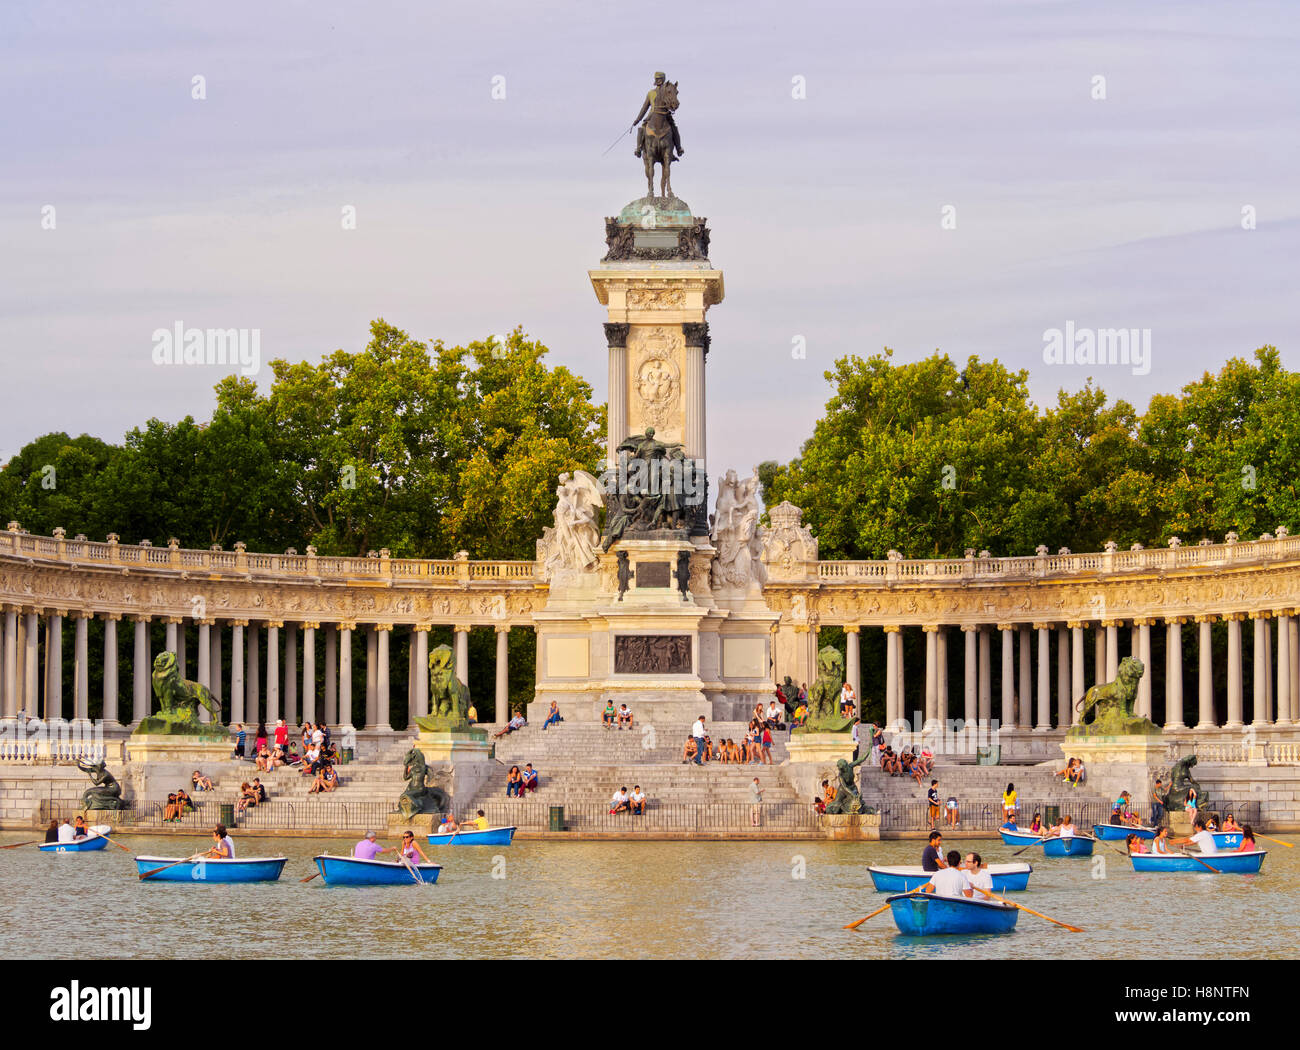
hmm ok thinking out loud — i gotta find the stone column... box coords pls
[210,621,222,707]
[375,624,391,730]
[165,618,178,656]
[1165,617,1185,729]
[45,611,63,721]
[1056,624,1070,729]
[936,627,949,723]
[177,622,187,681]
[1094,626,1106,689]
[324,626,338,725]
[495,625,510,722]
[195,619,212,722]
[1135,618,1154,719]
[1070,622,1085,727]
[884,626,900,727]
[73,612,89,722]
[896,627,906,726]
[455,625,470,687]
[923,625,939,729]
[132,616,150,723]
[338,624,354,729]
[1278,612,1293,726]
[1290,616,1299,726]
[2,607,15,718]
[962,624,977,726]
[13,611,25,714]
[302,624,317,725]
[1018,624,1032,729]
[999,624,1014,728]
[284,624,298,726]
[230,621,246,726]
[265,622,281,724]
[102,613,119,725]
[1225,613,1244,728]
[247,623,260,723]
[1104,620,1120,682]
[365,627,378,728]
[605,323,629,467]
[845,626,861,700]
[24,610,40,717]
[414,625,430,721]
[1252,613,1270,726]
[1034,623,1051,730]
[977,625,992,727]
[1195,614,1215,729]
[1264,617,1275,721]
[684,325,707,466]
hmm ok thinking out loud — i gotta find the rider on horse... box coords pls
[632,72,683,160]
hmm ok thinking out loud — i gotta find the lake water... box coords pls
[3,832,1297,959]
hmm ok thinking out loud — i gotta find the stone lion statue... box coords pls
[414,644,473,732]
[800,646,854,733]
[396,746,451,820]
[138,651,223,736]
[1068,656,1158,737]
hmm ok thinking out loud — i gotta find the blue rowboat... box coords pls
[134,855,287,882]
[39,833,110,853]
[998,828,1042,846]
[868,863,1033,893]
[1210,831,1243,849]
[1130,850,1266,874]
[885,892,1020,936]
[426,825,515,846]
[1042,834,1095,858]
[1093,823,1157,841]
[313,854,442,886]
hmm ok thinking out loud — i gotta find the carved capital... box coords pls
[995,623,1015,632]
[842,624,860,634]
[682,321,710,356]
[921,624,940,633]
[882,625,902,634]
[1032,622,1052,631]
[413,623,432,633]
[375,623,394,633]
[604,322,630,348]
[453,624,472,634]
[301,621,321,631]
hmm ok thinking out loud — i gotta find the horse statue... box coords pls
[641,79,679,199]
[396,746,450,821]
[76,758,125,811]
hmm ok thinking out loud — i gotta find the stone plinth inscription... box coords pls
[614,635,692,674]
[635,562,672,588]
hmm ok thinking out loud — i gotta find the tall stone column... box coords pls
[177,622,187,680]
[977,626,992,727]
[1225,614,1244,728]
[364,627,378,728]
[284,623,298,726]
[102,613,119,725]
[845,626,861,701]
[1070,622,1085,727]
[923,625,939,729]
[1017,625,1032,729]
[684,324,708,467]
[455,625,470,688]
[1104,620,1120,682]
[230,621,246,726]
[302,624,317,725]
[338,624,354,729]
[375,624,392,730]
[495,625,510,722]
[1,607,15,718]
[414,625,430,721]
[1094,625,1106,689]
[24,610,40,717]
[210,621,222,707]
[1290,616,1299,726]
[884,626,900,727]
[1056,624,1070,729]
[265,622,281,724]
[196,620,212,723]
[1135,619,1154,719]
[324,626,338,725]
[896,627,906,727]
[936,627,949,723]
[1165,617,1185,729]
[73,612,89,722]
[247,623,260,724]
[1252,613,1270,725]
[1195,614,1215,729]
[45,611,63,721]
[998,624,1014,729]
[1034,623,1051,730]
[605,323,629,468]
[165,618,178,656]
[132,616,150,723]
[1278,612,1294,726]
[962,625,977,726]
[13,611,24,715]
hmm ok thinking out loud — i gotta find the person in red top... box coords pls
[273,719,289,749]
[760,725,774,765]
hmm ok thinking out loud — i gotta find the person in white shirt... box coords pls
[923,850,972,898]
[964,853,993,895]
[1047,815,1076,838]
[690,715,706,766]
[610,787,631,814]
[766,700,781,726]
[617,704,634,729]
[56,820,76,844]
[839,681,857,717]
[628,786,646,815]
[1175,819,1218,855]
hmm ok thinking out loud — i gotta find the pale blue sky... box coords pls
[2,0,1297,490]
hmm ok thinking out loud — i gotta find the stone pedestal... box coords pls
[820,813,881,840]
[783,731,858,804]
[414,729,490,763]
[124,734,234,765]
[387,812,436,832]
[1057,734,1168,815]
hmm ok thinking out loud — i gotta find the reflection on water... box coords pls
[2,832,1297,959]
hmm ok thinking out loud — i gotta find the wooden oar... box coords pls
[1010,836,1045,857]
[1,838,47,850]
[1254,833,1292,849]
[844,896,912,930]
[972,885,1083,932]
[87,830,134,853]
[137,852,205,880]
[1186,852,1220,874]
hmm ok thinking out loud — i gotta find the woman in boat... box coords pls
[1028,811,1043,834]
[505,766,523,798]
[1222,813,1241,833]
[1002,783,1017,820]
[396,830,431,867]
[1125,833,1148,855]
[1236,825,1257,852]
[43,819,59,843]
[1151,826,1174,854]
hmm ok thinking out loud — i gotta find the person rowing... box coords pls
[397,830,431,868]
[1044,814,1076,839]
[919,850,972,898]
[204,824,236,859]
[1170,818,1217,855]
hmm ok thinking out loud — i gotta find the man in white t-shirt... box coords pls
[56,820,76,844]
[964,853,993,895]
[924,850,972,898]
[1179,819,1218,855]
[610,787,630,814]
[690,715,706,766]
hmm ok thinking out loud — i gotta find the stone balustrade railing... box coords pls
[1166,739,1300,766]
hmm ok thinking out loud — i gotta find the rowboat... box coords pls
[998,828,1042,846]
[313,854,442,886]
[1041,834,1096,858]
[134,855,288,882]
[1130,849,1266,874]
[1093,823,1157,841]
[885,892,1020,936]
[868,862,1033,893]
[1210,831,1243,849]
[39,833,110,853]
[426,825,515,846]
